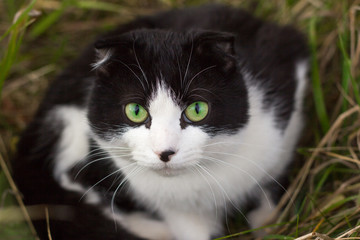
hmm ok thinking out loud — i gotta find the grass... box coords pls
[0,0,360,239]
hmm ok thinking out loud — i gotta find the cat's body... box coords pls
[13,4,308,240]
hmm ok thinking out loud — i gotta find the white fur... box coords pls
[103,209,172,240]
[51,106,101,204]
[91,49,113,70]
[247,193,275,229]
[244,60,309,229]
[52,107,89,184]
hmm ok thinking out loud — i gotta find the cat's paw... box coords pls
[247,197,275,237]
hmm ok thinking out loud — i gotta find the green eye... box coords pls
[125,103,148,123]
[184,101,209,122]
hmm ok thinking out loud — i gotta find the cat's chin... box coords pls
[153,167,183,177]
[140,162,191,177]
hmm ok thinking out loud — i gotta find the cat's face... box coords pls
[88,30,249,175]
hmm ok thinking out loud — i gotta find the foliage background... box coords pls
[0,0,359,239]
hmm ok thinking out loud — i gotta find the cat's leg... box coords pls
[247,180,286,236]
[162,209,220,240]
[103,209,173,240]
[123,213,172,240]
[247,193,275,230]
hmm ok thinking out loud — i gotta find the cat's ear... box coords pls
[194,31,236,73]
[92,35,133,75]
[195,31,235,55]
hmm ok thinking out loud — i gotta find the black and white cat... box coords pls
[13,4,308,240]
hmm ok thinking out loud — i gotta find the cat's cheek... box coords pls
[171,126,210,165]
[121,126,150,148]
[120,126,160,163]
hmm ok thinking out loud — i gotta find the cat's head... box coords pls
[88,29,249,175]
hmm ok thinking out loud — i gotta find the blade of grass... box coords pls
[339,35,360,106]
[295,214,300,238]
[213,222,290,239]
[0,153,39,239]
[74,1,126,13]
[314,164,335,194]
[29,4,65,39]
[3,0,17,19]
[309,16,330,133]
[29,0,132,39]
[0,0,37,98]
[0,0,36,42]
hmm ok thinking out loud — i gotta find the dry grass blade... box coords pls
[0,153,39,240]
[294,228,360,240]
[336,225,360,239]
[2,64,56,97]
[45,206,53,240]
[272,105,360,224]
[294,232,334,240]
[349,6,360,74]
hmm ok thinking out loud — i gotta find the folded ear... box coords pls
[92,35,134,75]
[193,31,236,73]
[195,31,235,55]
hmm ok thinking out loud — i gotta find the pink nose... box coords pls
[158,150,176,162]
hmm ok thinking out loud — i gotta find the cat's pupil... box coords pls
[195,103,200,114]
[134,105,140,115]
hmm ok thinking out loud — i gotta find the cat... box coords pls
[12,4,309,240]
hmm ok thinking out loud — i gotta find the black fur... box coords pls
[12,4,308,240]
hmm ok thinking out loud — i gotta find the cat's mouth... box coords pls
[156,165,182,176]
[140,162,191,176]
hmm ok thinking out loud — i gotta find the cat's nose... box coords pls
[159,150,176,162]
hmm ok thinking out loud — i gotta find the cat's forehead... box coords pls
[148,83,181,115]
[93,29,240,108]
[130,30,189,49]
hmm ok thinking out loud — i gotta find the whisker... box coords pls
[111,59,146,91]
[185,94,209,102]
[176,55,183,90]
[183,65,216,96]
[88,151,131,158]
[191,166,219,221]
[75,154,133,179]
[110,166,145,226]
[187,87,222,101]
[90,145,131,149]
[195,163,229,232]
[201,141,289,152]
[203,151,289,196]
[109,166,142,231]
[182,38,194,94]
[200,155,272,209]
[80,163,137,201]
[85,149,130,159]
[133,41,149,87]
[195,163,249,224]
[73,147,115,169]
[107,172,124,194]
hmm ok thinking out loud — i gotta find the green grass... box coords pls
[1,0,360,239]
[0,0,37,96]
[309,16,330,134]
